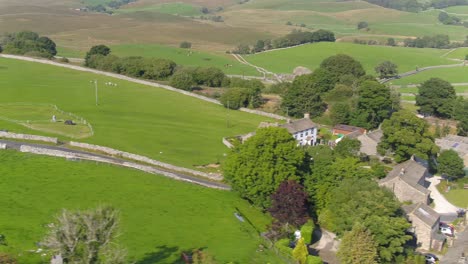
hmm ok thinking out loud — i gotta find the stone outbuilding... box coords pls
[379,158,431,205]
[357,129,382,157]
[403,203,445,251]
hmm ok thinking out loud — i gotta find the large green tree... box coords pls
[281,74,327,118]
[375,61,398,79]
[334,138,362,158]
[350,80,392,129]
[319,178,411,263]
[85,45,111,67]
[437,150,465,180]
[223,127,307,208]
[378,110,439,162]
[416,78,456,118]
[337,224,378,264]
[320,54,366,84]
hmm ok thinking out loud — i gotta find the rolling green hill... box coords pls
[245,42,456,74]
[0,150,278,263]
[0,58,272,168]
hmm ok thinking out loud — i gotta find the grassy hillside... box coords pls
[0,58,272,168]
[390,66,468,85]
[245,42,455,74]
[446,47,468,60]
[0,150,279,263]
[116,2,203,16]
[110,44,259,75]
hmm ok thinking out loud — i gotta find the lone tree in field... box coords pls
[437,150,465,180]
[378,110,439,162]
[268,180,309,227]
[357,21,369,30]
[337,224,378,264]
[223,127,306,208]
[416,78,456,118]
[41,205,126,264]
[375,61,398,79]
[179,41,192,49]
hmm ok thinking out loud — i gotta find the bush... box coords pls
[58,57,69,63]
[179,41,192,49]
[170,69,196,90]
[357,21,368,30]
[193,67,226,87]
[300,220,315,244]
[306,256,323,264]
[274,238,293,257]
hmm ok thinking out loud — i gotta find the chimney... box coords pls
[304,113,310,119]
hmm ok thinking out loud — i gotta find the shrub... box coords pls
[357,21,369,30]
[274,238,292,257]
[300,220,315,244]
[180,41,192,49]
[170,69,196,90]
[307,256,323,264]
[58,57,69,63]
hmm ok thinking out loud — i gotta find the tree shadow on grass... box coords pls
[136,245,179,264]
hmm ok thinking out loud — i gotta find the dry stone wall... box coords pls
[68,141,222,181]
[18,145,228,190]
[0,131,58,144]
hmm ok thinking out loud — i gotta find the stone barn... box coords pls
[379,158,431,205]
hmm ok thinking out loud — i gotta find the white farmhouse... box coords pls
[280,113,318,146]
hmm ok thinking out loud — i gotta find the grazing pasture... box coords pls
[0,58,272,168]
[390,66,468,85]
[0,150,279,263]
[110,44,260,75]
[245,42,455,74]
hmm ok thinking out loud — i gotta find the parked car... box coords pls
[440,226,454,237]
[425,253,438,263]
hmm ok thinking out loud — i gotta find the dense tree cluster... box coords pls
[453,97,468,136]
[362,0,468,12]
[416,78,456,118]
[378,110,439,162]
[402,34,468,49]
[84,45,231,90]
[0,31,57,58]
[224,126,421,262]
[233,29,335,54]
[85,0,137,14]
[223,127,307,208]
[438,11,462,25]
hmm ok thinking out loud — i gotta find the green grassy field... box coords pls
[390,66,468,85]
[116,2,203,16]
[446,47,468,60]
[0,150,279,263]
[444,5,468,15]
[245,42,455,74]
[0,58,272,168]
[110,44,259,76]
[0,103,92,138]
[397,86,468,94]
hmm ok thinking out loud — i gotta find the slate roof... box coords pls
[367,129,383,143]
[280,118,317,134]
[403,203,440,227]
[380,159,430,194]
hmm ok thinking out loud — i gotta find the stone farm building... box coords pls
[403,203,445,251]
[281,113,318,146]
[379,158,431,205]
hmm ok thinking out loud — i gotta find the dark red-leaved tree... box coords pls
[268,180,309,227]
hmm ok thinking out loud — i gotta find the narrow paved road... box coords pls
[441,225,468,264]
[0,139,231,190]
